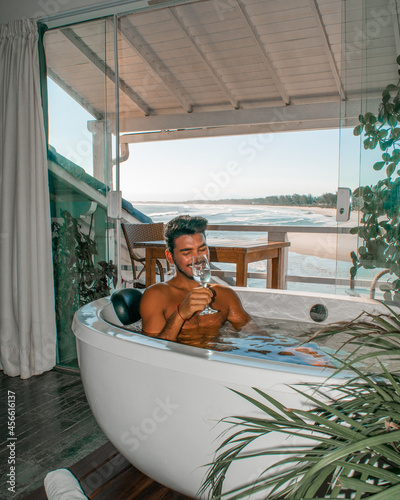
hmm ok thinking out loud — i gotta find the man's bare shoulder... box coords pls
[140,283,170,318]
[141,282,170,300]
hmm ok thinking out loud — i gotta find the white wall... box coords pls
[0,0,108,24]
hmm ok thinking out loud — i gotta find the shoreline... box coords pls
[133,202,359,263]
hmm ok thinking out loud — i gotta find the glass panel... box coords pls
[45,18,116,368]
[339,0,400,300]
[115,6,344,295]
[45,1,400,305]
[337,0,364,297]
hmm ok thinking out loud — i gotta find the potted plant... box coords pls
[350,55,400,301]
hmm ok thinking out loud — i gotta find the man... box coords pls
[139,215,251,340]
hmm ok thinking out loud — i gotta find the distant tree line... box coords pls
[251,193,337,207]
[190,192,338,208]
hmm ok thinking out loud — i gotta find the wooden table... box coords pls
[139,239,290,288]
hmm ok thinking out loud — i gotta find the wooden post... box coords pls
[267,231,288,289]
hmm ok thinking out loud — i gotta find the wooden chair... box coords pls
[121,222,168,288]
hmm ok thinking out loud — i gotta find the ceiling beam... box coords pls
[61,27,152,116]
[308,0,346,100]
[168,6,241,109]
[47,68,104,120]
[120,99,365,134]
[235,0,291,106]
[119,118,352,143]
[117,17,193,113]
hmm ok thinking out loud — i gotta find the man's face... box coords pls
[167,233,209,279]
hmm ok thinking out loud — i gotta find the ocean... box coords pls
[135,202,337,228]
[133,202,355,295]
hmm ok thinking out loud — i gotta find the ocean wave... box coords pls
[149,211,180,217]
[194,206,234,215]
[136,203,335,228]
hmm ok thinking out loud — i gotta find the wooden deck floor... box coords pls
[0,369,192,500]
[22,440,192,499]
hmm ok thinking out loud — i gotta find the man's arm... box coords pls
[225,287,267,334]
[224,287,252,330]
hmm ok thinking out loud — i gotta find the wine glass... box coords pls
[192,256,218,315]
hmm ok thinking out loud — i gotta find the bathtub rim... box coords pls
[71,287,384,382]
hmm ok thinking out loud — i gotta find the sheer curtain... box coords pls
[0,19,56,378]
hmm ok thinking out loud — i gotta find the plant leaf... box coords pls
[373,161,385,170]
[354,124,364,136]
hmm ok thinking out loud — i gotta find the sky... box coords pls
[48,78,364,203]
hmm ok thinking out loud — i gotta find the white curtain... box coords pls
[0,19,57,378]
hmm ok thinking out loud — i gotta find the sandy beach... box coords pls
[288,207,359,262]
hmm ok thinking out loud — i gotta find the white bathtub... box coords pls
[72,288,386,498]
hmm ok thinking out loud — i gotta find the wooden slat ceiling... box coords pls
[44,0,400,140]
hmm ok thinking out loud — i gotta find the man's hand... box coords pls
[178,286,213,320]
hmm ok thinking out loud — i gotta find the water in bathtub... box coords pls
[125,316,345,368]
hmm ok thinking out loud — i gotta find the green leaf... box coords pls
[383,94,391,106]
[364,138,372,149]
[339,477,383,493]
[358,246,367,256]
[369,483,400,500]
[389,114,398,127]
[358,227,366,239]
[378,129,389,139]
[365,123,375,134]
[353,124,363,136]
[299,432,400,482]
[373,161,385,170]
[387,162,396,177]
[364,111,374,121]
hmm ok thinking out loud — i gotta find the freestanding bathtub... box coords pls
[72,288,387,498]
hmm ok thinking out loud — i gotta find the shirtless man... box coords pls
[139,215,251,340]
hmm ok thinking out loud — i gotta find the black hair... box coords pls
[164,215,208,253]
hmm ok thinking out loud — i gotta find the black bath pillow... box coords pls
[111,288,142,325]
